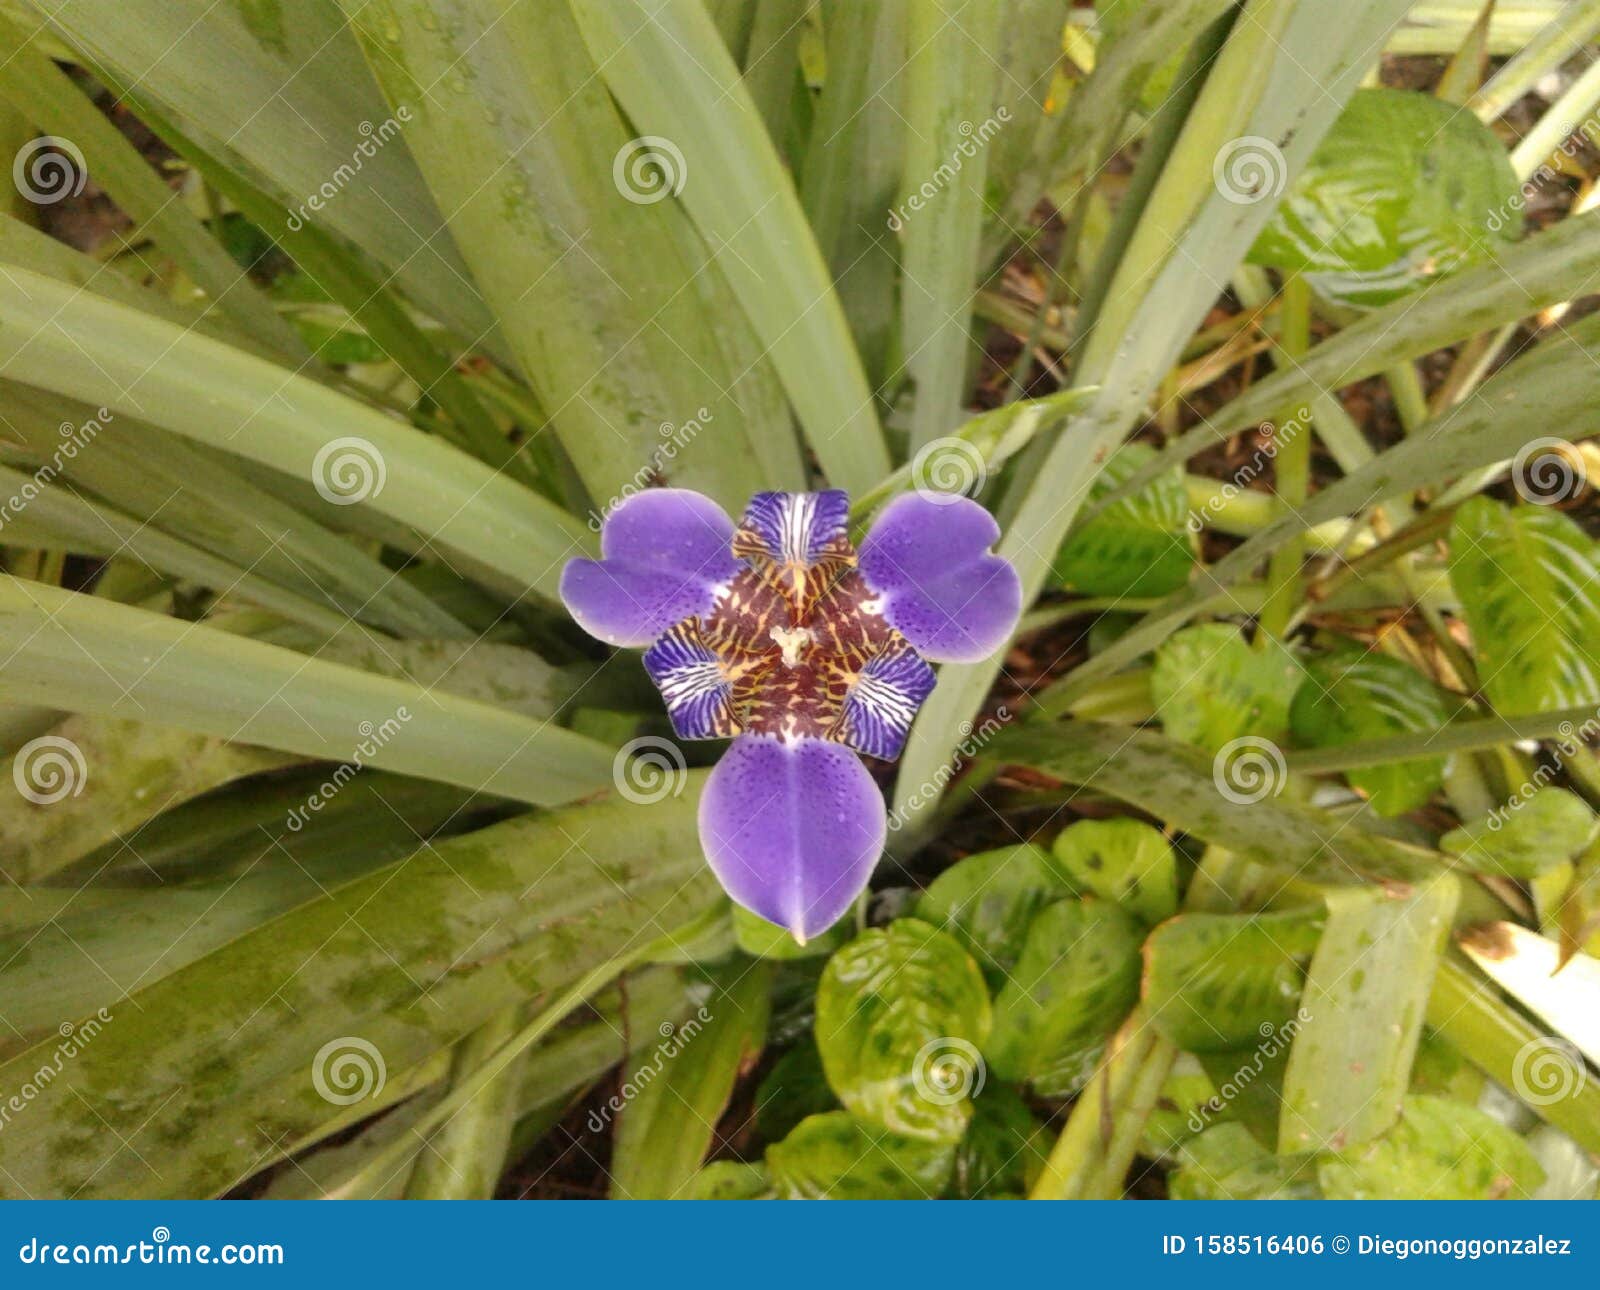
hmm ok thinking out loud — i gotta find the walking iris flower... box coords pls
[561,488,1021,941]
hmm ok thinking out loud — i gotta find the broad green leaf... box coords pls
[610,961,772,1199]
[1290,652,1454,816]
[1142,1054,1229,1159]
[1442,789,1598,878]
[814,919,992,1144]
[0,266,591,601]
[1249,88,1519,306]
[1052,443,1196,598]
[566,0,888,496]
[949,1085,1050,1199]
[1051,817,1179,925]
[1450,498,1600,715]
[766,1111,955,1200]
[683,1161,772,1200]
[1317,1093,1544,1198]
[1169,1123,1321,1199]
[0,577,615,807]
[0,783,720,1198]
[754,1041,837,1145]
[1280,875,1459,1154]
[986,896,1143,1097]
[1150,625,1304,755]
[1143,908,1324,1052]
[913,844,1070,982]
[734,905,850,960]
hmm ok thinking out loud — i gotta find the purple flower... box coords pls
[560,488,1021,941]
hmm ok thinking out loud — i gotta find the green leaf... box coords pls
[766,1111,955,1199]
[1442,789,1598,878]
[734,905,850,960]
[1280,875,1459,1154]
[1052,443,1196,598]
[815,919,992,1144]
[1250,88,1519,306]
[683,1161,772,1199]
[1290,652,1454,816]
[949,1085,1050,1199]
[1151,625,1304,755]
[1051,817,1179,925]
[1143,908,1324,1052]
[913,844,1070,982]
[609,961,772,1199]
[755,1041,838,1144]
[986,896,1143,1097]
[1317,1093,1545,1198]
[1450,498,1600,715]
[1170,1123,1321,1199]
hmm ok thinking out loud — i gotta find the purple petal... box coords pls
[698,734,885,942]
[643,621,738,739]
[857,493,1021,663]
[837,641,936,759]
[560,489,740,647]
[732,491,852,568]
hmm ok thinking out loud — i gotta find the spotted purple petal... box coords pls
[643,621,738,739]
[732,490,853,569]
[837,641,936,759]
[698,733,886,942]
[857,493,1021,663]
[560,489,741,647]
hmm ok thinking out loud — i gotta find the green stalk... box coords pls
[1259,273,1312,637]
